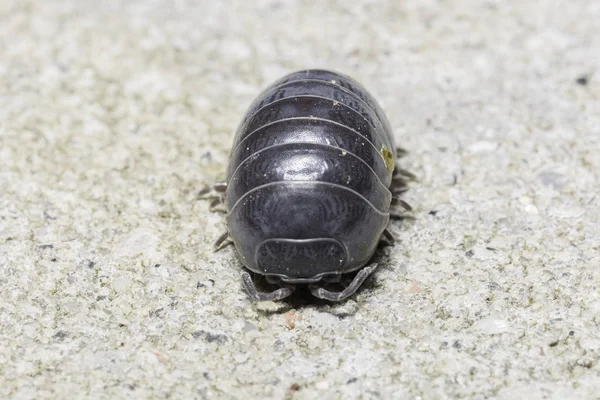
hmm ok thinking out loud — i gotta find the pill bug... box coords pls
[202,69,412,301]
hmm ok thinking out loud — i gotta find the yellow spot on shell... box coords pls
[380,146,395,172]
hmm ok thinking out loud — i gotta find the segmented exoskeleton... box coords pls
[202,70,412,301]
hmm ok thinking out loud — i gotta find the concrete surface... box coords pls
[1,0,599,398]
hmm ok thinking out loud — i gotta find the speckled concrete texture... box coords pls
[1,1,599,399]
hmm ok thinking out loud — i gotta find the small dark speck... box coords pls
[39,244,54,250]
[181,264,193,272]
[124,384,135,391]
[6,237,13,241]
[441,341,448,348]
[576,76,588,86]
[453,271,460,276]
[118,323,127,328]
[197,279,215,289]
[486,247,497,251]
[120,342,125,347]
[428,210,438,216]
[465,250,474,258]
[96,295,107,301]
[273,339,285,352]
[288,383,301,391]
[149,307,165,318]
[203,372,210,379]
[154,264,160,268]
[453,340,462,349]
[192,330,228,344]
[87,260,96,268]
[53,330,68,341]
[549,340,559,347]
[569,330,575,336]
[51,258,57,262]
[200,151,213,163]
[452,174,458,185]
[346,378,358,384]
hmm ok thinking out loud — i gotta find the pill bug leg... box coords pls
[396,147,408,157]
[242,272,295,301]
[213,181,227,192]
[389,214,416,222]
[390,162,413,216]
[394,168,417,181]
[392,146,416,182]
[198,181,227,197]
[391,196,412,212]
[213,231,233,252]
[199,182,231,248]
[308,264,378,301]
[207,199,225,213]
[390,148,413,212]
[391,177,409,193]
[198,181,228,212]
[380,229,395,247]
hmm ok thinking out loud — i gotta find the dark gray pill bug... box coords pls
[207,69,411,302]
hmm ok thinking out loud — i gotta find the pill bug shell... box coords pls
[220,69,404,301]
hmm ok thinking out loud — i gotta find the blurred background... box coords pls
[1,1,599,398]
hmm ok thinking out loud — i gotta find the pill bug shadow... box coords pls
[201,69,413,303]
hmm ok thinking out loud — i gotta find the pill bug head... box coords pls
[254,238,347,283]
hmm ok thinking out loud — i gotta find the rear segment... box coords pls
[255,239,346,283]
